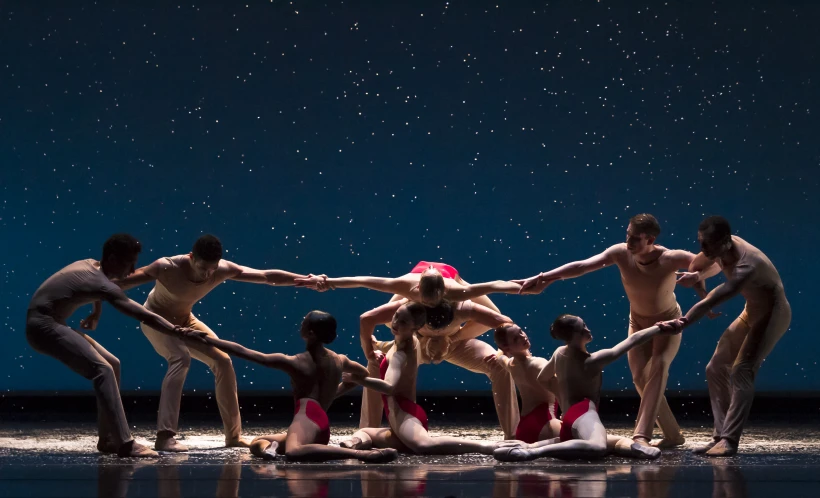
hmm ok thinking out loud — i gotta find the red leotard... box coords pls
[409,261,459,280]
[559,399,595,442]
[294,398,331,445]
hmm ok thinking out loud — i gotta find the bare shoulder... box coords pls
[605,243,628,262]
[658,247,695,267]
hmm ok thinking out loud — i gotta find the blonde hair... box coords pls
[418,267,445,304]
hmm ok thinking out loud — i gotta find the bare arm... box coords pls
[201,335,297,374]
[224,261,308,286]
[541,244,621,281]
[535,355,557,386]
[683,266,753,327]
[359,301,403,360]
[446,280,523,301]
[336,355,370,397]
[689,252,722,280]
[322,276,410,295]
[449,302,513,343]
[112,259,164,291]
[586,325,666,371]
[355,350,405,395]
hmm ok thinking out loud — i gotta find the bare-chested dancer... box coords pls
[188,310,398,463]
[359,297,519,438]
[342,302,509,455]
[484,324,561,444]
[493,315,680,462]
[25,234,194,458]
[92,234,326,451]
[663,216,792,457]
[515,214,719,448]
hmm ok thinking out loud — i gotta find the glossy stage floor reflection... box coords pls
[2,420,819,497]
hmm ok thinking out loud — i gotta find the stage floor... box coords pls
[2,420,820,497]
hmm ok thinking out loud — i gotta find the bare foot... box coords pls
[225,437,253,448]
[692,439,719,455]
[118,440,160,458]
[705,439,738,457]
[340,437,364,450]
[650,435,686,449]
[97,439,119,454]
[630,442,661,460]
[155,435,189,452]
[360,448,398,463]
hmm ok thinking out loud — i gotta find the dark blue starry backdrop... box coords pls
[2,1,817,394]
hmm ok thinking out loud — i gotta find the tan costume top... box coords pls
[719,236,787,315]
[615,244,680,317]
[144,255,230,325]
[28,259,122,323]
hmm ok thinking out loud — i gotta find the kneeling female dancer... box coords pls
[191,310,397,463]
[494,315,681,461]
[342,301,506,455]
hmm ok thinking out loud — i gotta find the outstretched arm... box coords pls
[682,265,753,327]
[586,325,673,371]
[200,335,297,374]
[446,280,523,301]
[311,276,411,296]
[359,300,403,360]
[112,259,165,291]
[224,261,314,287]
[515,245,621,294]
[675,251,722,288]
[104,289,179,336]
[449,302,513,342]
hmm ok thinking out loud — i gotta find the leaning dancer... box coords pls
[25,234,193,458]
[485,324,561,444]
[342,302,508,456]
[665,216,792,457]
[515,213,719,448]
[95,234,326,451]
[493,315,680,462]
[190,310,397,463]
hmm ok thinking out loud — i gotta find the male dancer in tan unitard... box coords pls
[516,214,719,448]
[25,234,195,457]
[91,234,326,451]
[665,216,791,457]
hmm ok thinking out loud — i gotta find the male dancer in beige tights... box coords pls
[516,214,719,448]
[90,234,325,451]
[666,216,791,457]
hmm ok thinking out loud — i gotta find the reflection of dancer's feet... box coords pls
[692,439,719,455]
[651,435,685,449]
[119,440,160,458]
[704,438,737,457]
[155,432,188,452]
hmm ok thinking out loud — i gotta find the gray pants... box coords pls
[26,311,132,446]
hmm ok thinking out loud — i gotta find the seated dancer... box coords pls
[494,315,681,461]
[342,302,507,455]
[25,234,193,458]
[359,296,519,438]
[189,310,398,463]
[297,260,521,307]
[485,323,561,444]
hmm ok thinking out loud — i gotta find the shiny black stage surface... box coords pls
[2,415,820,497]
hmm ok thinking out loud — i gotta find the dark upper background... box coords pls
[2,0,816,393]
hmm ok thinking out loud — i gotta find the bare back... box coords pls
[553,346,602,409]
[28,259,123,323]
[145,255,232,324]
[386,337,420,402]
[613,244,682,316]
[507,356,557,414]
[721,236,787,312]
[289,348,345,411]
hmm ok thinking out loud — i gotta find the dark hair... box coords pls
[192,234,223,262]
[402,301,427,330]
[550,314,581,342]
[419,267,446,303]
[102,233,141,262]
[629,213,661,238]
[493,323,516,349]
[304,310,337,344]
[698,216,732,243]
[424,301,455,330]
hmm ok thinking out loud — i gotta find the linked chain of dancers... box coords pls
[25,213,790,461]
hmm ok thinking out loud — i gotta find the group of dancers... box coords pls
[25,213,791,461]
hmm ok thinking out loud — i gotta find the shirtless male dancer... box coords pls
[493,315,680,462]
[25,234,194,458]
[300,262,521,439]
[188,310,398,463]
[663,216,792,457]
[515,214,718,448]
[93,234,326,451]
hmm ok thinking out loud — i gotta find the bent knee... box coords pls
[168,353,192,371]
